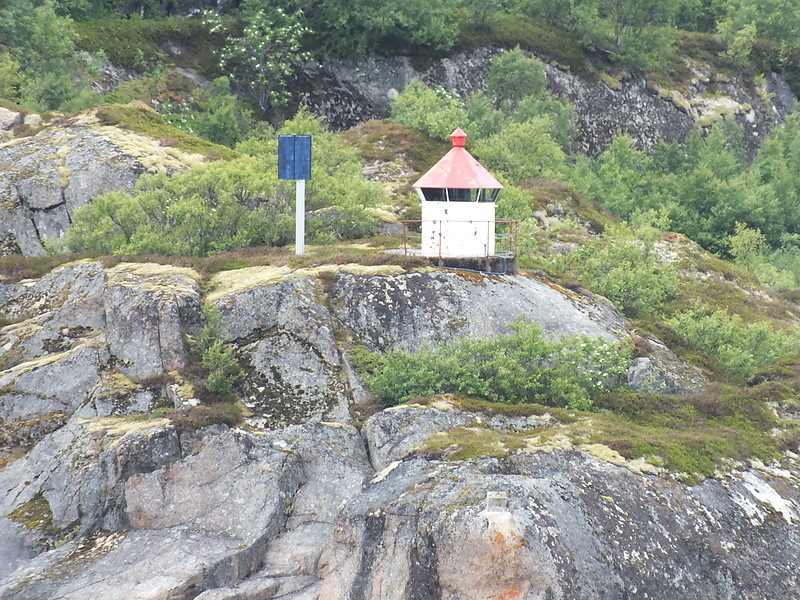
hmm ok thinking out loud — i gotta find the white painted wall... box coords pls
[420,201,496,257]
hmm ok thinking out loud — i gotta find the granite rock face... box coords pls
[3,263,797,600]
[2,402,798,600]
[0,262,201,430]
[321,405,800,600]
[295,48,795,157]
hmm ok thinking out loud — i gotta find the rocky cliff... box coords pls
[293,48,796,156]
[0,261,797,599]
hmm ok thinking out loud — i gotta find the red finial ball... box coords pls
[451,127,467,148]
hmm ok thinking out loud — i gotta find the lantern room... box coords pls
[413,128,504,258]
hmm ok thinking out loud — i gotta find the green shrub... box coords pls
[162,76,253,148]
[390,78,469,142]
[665,307,800,380]
[307,206,380,243]
[531,223,677,318]
[364,321,631,410]
[202,342,243,396]
[66,159,292,257]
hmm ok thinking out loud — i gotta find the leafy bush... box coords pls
[0,0,99,111]
[162,76,253,148]
[67,109,384,257]
[390,50,575,183]
[468,48,576,149]
[202,342,243,396]
[727,222,797,288]
[472,117,567,181]
[530,222,677,318]
[307,206,380,243]
[390,78,469,142]
[194,306,243,398]
[365,322,631,410]
[665,307,800,380]
[66,158,293,257]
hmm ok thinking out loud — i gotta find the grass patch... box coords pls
[408,355,799,480]
[579,414,779,480]
[457,13,593,74]
[517,178,618,233]
[454,395,579,423]
[94,103,238,161]
[343,119,449,178]
[165,402,243,432]
[423,425,530,460]
[0,253,95,283]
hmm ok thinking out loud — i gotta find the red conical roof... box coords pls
[413,128,503,190]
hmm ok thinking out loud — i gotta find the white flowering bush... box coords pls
[204,2,310,112]
[365,321,631,410]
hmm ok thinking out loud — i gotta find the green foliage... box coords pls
[162,76,253,148]
[75,17,221,73]
[0,0,98,110]
[665,306,800,380]
[365,322,631,410]
[194,306,225,357]
[568,123,775,257]
[718,0,800,49]
[67,110,383,257]
[194,306,243,398]
[390,79,469,142]
[94,103,238,161]
[462,12,592,74]
[466,48,576,149]
[290,0,464,57]
[472,117,567,181]
[67,156,291,256]
[205,2,310,112]
[568,111,800,268]
[526,222,677,318]
[390,50,575,184]
[239,107,387,215]
[718,21,757,70]
[728,222,797,288]
[307,206,380,243]
[514,0,680,69]
[202,342,243,396]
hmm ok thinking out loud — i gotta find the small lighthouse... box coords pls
[413,128,504,258]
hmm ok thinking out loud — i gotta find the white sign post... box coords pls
[295,179,306,256]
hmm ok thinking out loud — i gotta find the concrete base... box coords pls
[431,255,516,275]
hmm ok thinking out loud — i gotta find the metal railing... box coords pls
[396,219,518,258]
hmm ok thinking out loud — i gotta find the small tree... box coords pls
[205,2,310,113]
[391,78,469,141]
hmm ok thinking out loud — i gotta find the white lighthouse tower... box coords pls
[413,127,504,258]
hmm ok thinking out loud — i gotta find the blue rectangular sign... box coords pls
[278,135,312,180]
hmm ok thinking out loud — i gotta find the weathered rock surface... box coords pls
[0,261,200,428]
[2,400,797,599]
[8,262,795,600]
[295,48,795,157]
[0,108,205,257]
[330,270,627,351]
